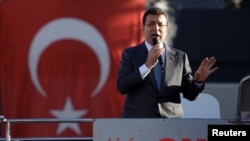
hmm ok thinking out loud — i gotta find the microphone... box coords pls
[152,37,158,46]
[152,38,163,65]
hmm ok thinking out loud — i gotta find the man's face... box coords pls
[142,14,169,45]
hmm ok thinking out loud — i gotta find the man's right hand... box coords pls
[145,44,163,70]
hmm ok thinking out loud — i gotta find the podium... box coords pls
[93,118,229,141]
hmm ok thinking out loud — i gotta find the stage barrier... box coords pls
[1,116,249,141]
[0,116,94,141]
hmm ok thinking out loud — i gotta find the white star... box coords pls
[50,96,88,135]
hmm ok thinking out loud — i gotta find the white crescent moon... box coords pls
[28,18,110,97]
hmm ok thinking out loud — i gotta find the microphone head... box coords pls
[152,37,159,45]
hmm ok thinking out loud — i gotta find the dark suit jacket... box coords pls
[116,42,204,118]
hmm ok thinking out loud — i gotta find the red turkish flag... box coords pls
[0,0,145,138]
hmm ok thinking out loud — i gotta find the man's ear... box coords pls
[141,25,145,31]
[166,26,170,33]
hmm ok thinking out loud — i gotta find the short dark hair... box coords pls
[142,7,168,26]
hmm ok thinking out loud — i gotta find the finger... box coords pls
[152,44,160,49]
[209,66,218,74]
[154,47,163,58]
[207,57,216,68]
[200,57,209,66]
[149,46,160,58]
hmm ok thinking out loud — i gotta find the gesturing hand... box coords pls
[194,57,218,82]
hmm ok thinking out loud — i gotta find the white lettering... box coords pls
[212,129,247,136]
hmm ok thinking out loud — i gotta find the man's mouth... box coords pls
[152,34,160,38]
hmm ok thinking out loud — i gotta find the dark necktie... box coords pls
[154,56,163,90]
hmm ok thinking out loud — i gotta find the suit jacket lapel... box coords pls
[160,46,178,92]
[166,50,178,83]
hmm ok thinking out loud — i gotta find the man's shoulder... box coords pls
[124,42,145,52]
[166,45,186,55]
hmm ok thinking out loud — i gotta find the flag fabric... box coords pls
[0,0,145,137]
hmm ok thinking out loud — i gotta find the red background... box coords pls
[0,0,145,137]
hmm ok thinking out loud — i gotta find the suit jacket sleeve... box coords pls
[116,46,146,94]
[180,53,204,101]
